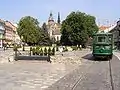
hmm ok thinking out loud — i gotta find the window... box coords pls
[57,36,59,41]
[98,36,106,42]
[108,36,112,41]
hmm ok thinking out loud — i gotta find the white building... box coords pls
[47,12,61,42]
[0,19,5,48]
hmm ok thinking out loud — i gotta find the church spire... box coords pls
[50,12,52,17]
[57,12,60,24]
[48,12,54,22]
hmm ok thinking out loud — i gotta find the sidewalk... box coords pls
[0,48,14,63]
[113,50,120,60]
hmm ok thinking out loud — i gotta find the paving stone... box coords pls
[0,49,91,90]
[0,49,15,63]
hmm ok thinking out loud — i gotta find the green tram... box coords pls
[92,32,113,59]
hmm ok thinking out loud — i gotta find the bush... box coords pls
[13,45,18,51]
[40,48,43,56]
[72,46,78,51]
[30,47,32,51]
[30,47,32,55]
[56,46,59,51]
[44,47,47,56]
[48,47,52,55]
[32,48,36,55]
[36,46,40,55]
[55,41,61,46]
[63,46,68,52]
[52,47,55,55]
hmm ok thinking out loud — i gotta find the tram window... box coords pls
[108,36,112,41]
[98,37,106,42]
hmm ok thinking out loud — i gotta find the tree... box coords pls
[17,16,41,45]
[40,22,52,46]
[42,22,48,33]
[38,30,52,46]
[60,11,98,46]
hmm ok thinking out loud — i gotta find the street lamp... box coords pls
[21,36,25,51]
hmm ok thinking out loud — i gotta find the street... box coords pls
[46,53,120,90]
[0,50,120,90]
[1,0,120,90]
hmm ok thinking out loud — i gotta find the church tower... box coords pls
[57,12,60,24]
[48,12,54,25]
[47,12,61,41]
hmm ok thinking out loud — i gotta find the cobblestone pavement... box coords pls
[0,49,91,90]
[46,53,120,90]
[3,49,120,90]
[113,51,120,60]
[110,54,120,90]
[0,48,14,63]
[0,61,80,90]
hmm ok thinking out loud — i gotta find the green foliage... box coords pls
[52,47,55,55]
[37,22,52,46]
[13,45,18,51]
[42,22,48,33]
[44,47,47,56]
[72,46,78,51]
[40,48,43,56]
[32,48,36,55]
[55,41,61,46]
[56,46,59,51]
[17,16,51,46]
[63,46,68,52]
[36,46,40,55]
[30,47,32,51]
[38,30,52,46]
[31,46,55,56]
[17,16,41,45]
[48,47,52,55]
[30,47,32,55]
[61,11,98,46]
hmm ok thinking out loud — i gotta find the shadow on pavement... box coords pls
[82,53,109,61]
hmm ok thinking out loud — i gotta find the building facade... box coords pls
[0,19,21,47]
[47,12,61,42]
[110,20,120,49]
[0,19,5,48]
[4,21,16,44]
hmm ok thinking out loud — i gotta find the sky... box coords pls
[0,0,120,26]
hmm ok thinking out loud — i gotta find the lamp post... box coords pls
[21,36,25,51]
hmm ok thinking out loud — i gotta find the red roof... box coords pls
[99,25,110,31]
